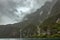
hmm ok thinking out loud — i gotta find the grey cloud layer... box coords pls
[0,0,51,25]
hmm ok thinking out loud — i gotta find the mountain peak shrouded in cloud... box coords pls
[0,0,53,25]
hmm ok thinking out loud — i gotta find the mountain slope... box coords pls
[19,1,57,38]
[0,0,57,38]
[32,13,60,38]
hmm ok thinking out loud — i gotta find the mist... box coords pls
[0,0,52,25]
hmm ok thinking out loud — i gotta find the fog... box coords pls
[0,0,52,25]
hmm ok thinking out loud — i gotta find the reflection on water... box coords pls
[0,39,20,40]
[21,38,60,40]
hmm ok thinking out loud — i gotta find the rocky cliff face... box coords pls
[19,0,57,38]
[0,0,57,38]
[50,0,60,16]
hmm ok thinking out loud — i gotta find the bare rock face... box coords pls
[56,18,60,24]
[0,0,57,38]
[19,0,57,38]
[0,24,20,38]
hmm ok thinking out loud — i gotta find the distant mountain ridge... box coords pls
[0,0,57,38]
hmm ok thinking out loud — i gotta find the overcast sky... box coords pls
[0,0,53,25]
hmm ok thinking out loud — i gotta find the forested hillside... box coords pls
[32,0,60,38]
[20,0,60,38]
[0,0,59,38]
[32,13,60,38]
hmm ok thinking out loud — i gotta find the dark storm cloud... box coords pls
[0,0,53,25]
